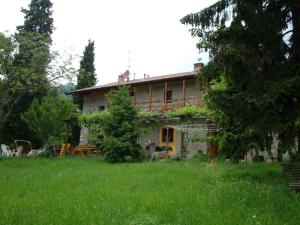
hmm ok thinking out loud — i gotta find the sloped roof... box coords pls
[71,71,196,93]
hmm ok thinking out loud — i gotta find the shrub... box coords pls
[22,90,78,146]
[80,86,143,162]
[165,105,208,117]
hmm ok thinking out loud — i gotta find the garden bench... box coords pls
[282,163,300,192]
[72,144,95,157]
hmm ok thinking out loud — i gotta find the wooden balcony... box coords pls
[132,96,204,112]
[127,79,205,112]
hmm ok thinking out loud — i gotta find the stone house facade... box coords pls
[73,63,210,158]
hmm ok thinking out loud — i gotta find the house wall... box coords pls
[185,125,208,157]
[137,119,208,158]
[80,78,207,154]
[82,78,204,113]
[82,90,107,113]
[134,80,204,111]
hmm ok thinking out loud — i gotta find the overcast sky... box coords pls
[0,0,217,85]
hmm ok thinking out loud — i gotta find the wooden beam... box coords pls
[164,81,168,111]
[148,84,152,111]
[182,79,186,106]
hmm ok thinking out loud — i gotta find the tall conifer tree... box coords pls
[75,40,97,110]
[15,0,53,78]
[181,0,300,160]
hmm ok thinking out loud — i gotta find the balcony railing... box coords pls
[132,96,203,112]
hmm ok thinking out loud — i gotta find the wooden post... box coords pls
[164,81,168,111]
[134,86,137,106]
[182,79,186,106]
[148,84,152,111]
[166,127,169,158]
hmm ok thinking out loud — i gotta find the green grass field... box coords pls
[0,158,299,225]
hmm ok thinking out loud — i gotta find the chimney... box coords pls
[118,74,125,83]
[118,70,130,83]
[144,74,146,79]
[194,63,203,72]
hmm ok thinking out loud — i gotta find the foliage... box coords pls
[79,111,110,127]
[1,0,55,142]
[21,90,78,146]
[81,86,143,162]
[0,32,51,141]
[165,105,209,118]
[137,110,161,118]
[77,40,97,88]
[79,111,109,151]
[72,40,97,145]
[15,0,54,82]
[0,33,18,138]
[181,0,300,161]
[0,158,299,225]
[74,40,97,110]
[136,110,161,125]
[17,0,54,38]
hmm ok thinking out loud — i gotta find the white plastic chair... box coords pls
[13,146,23,157]
[1,144,12,157]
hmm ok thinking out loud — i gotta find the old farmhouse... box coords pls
[73,63,213,158]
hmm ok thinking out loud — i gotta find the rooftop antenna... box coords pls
[128,50,131,70]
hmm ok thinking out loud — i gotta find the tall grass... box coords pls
[0,157,299,225]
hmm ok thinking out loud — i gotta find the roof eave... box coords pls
[70,72,197,94]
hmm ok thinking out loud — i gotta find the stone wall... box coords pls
[185,125,208,157]
[137,118,208,158]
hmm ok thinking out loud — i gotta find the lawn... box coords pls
[0,158,299,225]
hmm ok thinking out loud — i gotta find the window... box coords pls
[162,127,174,143]
[98,105,105,111]
[129,91,135,97]
[164,90,172,103]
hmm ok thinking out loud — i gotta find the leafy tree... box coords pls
[74,40,97,110]
[2,0,54,142]
[21,90,78,146]
[0,32,51,140]
[181,0,300,161]
[0,33,17,139]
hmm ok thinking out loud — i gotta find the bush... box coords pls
[165,105,208,117]
[81,86,143,162]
